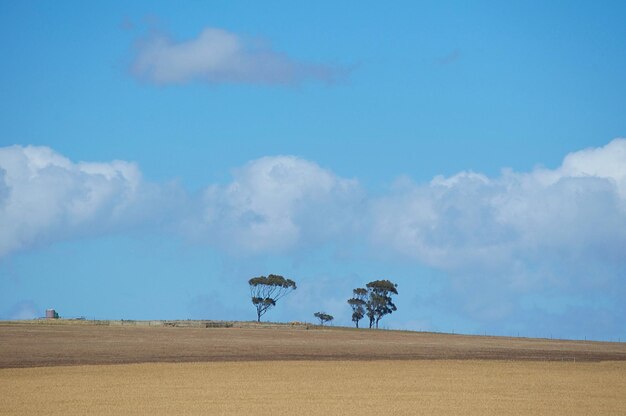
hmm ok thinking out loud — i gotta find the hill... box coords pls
[1,320,625,368]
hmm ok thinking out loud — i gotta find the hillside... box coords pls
[1,320,625,368]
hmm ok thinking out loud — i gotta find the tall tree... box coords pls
[248,274,296,322]
[347,288,367,328]
[365,280,398,329]
[313,312,334,326]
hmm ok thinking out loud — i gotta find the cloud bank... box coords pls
[2,140,626,266]
[0,145,175,258]
[2,140,625,334]
[132,28,345,85]
[371,139,626,323]
[371,139,626,277]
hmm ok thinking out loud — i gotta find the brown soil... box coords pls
[1,320,625,368]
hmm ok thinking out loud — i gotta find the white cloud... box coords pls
[4,141,626,271]
[372,139,626,267]
[370,139,626,319]
[187,155,363,254]
[0,145,173,258]
[2,141,626,335]
[132,28,345,85]
[0,148,360,259]
[4,140,626,275]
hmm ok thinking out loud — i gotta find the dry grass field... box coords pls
[1,321,625,415]
[1,360,625,415]
[1,320,625,367]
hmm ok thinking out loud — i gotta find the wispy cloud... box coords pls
[2,300,39,320]
[131,27,347,86]
[437,48,461,65]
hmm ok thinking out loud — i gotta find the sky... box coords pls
[1,1,625,341]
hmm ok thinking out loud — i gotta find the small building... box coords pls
[45,309,59,319]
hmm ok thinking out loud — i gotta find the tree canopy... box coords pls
[248,274,296,322]
[313,312,334,326]
[347,287,368,328]
[365,280,398,329]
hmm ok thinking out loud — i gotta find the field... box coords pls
[2,320,625,367]
[2,360,626,415]
[1,321,626,415]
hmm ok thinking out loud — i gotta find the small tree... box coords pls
[314,312,334,326]
[365,280,398,329]
[347,288,367,328]
[249,274,296,322]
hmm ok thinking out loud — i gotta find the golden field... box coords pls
[1,360,625,415]
[2,322,626,414]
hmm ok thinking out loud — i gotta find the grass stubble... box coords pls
[1,360,625,415]
[2,322,625,415]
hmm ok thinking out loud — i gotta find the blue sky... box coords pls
[1,1,625,340]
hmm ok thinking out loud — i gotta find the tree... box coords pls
[248,274,296,322]
[314,312,334,326]
[347,288,367,328]
[365,280,398,329]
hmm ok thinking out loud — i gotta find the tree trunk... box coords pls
[355,320,359,329]
[257,310,261,322]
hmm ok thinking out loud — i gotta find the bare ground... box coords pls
[2,320,625,368]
